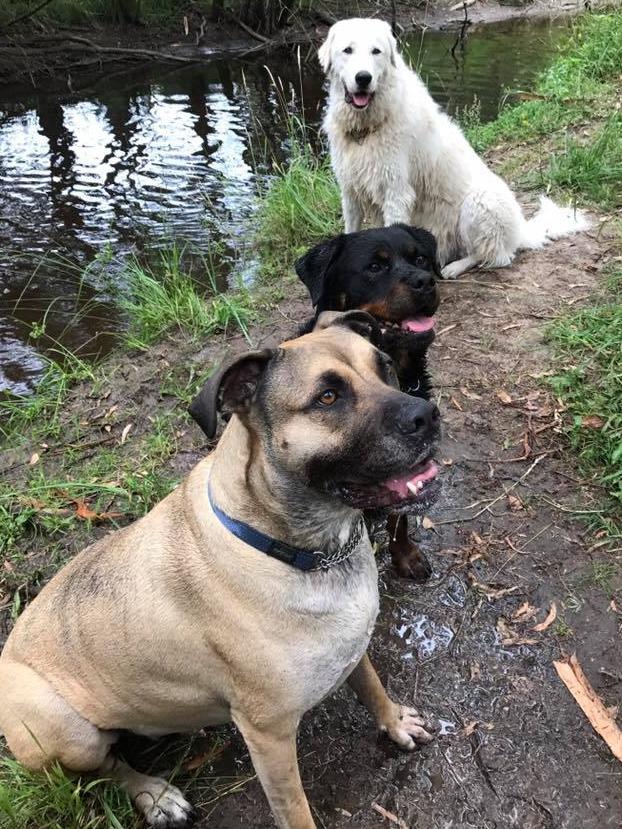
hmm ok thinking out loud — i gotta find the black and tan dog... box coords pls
[0,312,440,829]
[296,224,440,581]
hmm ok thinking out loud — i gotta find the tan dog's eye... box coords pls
[318,389,339,406]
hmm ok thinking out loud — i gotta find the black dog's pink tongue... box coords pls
[352,92,371,107]
[400,317,435,333]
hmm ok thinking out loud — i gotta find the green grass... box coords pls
[256,139,341,278]
[547,114,622,210]
[466,11,622,153]
[120,247,253,349]
[547,266,622,528]
[0,757,139,829]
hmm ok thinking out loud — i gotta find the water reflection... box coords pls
[0,17,570,394]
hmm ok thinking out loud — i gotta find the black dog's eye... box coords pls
[371,47,381,54]
[414,255,428,267]
[369,262,383,273]
[343,46,353,54]
[317,389,339,406]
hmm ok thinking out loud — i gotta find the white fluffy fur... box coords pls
[319,18,590,279]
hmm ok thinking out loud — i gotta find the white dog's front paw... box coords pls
[441,262,464,280]
[134,779,194,828]
[379,704,435,750]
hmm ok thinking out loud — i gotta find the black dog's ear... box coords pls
[315,310,383,349]
[188,349,274,439]
[295,236,345,309]
[393,224,441,277]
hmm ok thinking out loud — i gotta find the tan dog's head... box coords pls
[318,18,397,111]
[190,311,440,514]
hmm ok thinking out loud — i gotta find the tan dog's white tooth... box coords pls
[406,481,418,496]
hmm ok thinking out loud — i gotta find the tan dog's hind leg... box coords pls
[0,660,193,828]
[234,713,316,829]
[348,653,434,748]
[0,660,117,772]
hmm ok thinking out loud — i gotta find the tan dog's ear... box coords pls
[189,349,274,439]
[318,26,336,73]
[316,310,383,348]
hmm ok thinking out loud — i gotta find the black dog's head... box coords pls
[296,225,440,396]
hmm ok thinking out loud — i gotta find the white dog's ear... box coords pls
[387,30,397,67]
[318,27,335,73]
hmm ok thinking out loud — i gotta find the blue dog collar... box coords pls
[207,483,364,572]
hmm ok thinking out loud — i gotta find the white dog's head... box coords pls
[318,18,397,111]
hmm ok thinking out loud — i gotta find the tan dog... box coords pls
[0,312,441,829]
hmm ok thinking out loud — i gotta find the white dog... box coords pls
[319,18,589,279]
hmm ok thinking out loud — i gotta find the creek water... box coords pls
[0,16,570,395]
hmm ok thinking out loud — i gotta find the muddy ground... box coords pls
[1,215,622,827]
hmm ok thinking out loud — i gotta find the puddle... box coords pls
[393,610,455,661]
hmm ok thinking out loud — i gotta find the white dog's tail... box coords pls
[519,195,590,250]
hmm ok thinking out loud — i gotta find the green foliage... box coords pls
[256,138,341,278]
[120,246,253,349]
[547,114,622,209]
[0,757,139,829]
[467,11,622,152]
[547,265,622,519]
[0,0,202,26]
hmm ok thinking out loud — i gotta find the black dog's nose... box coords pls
[355,71,372,89]
[411,270,436,291]
[396,398,440,437]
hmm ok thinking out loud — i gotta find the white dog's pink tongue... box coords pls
[384,461,438,498]
[352,92,370,107]
[401,316,435,333]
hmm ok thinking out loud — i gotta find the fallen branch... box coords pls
[371,803,408,829]
[224,11,271,43]
[554,653,622,763]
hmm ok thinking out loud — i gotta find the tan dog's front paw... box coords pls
[134,779,194,828]
[380,704,435,750]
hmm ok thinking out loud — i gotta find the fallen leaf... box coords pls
[335,808,353,818]
[73,499,122,523]
[507,494,524,512]
[460,387,482,401]
[554,653,622,763]
[581,415,605,430]
[29,452,40,466]
[532,601,557,632]
[501,322,521,331]
[120,423,133,444]
[450,396,463,411]
[496,389,513,405]
[183,740,229,771]
[512,602,537,622]
[471,531,484,546]
[422,516,435,530]
[497,618,538,647]
[470,577,519,601]
[470,662,481,680]
[436,323,458,337]
[461,720,494,737]
[371,803,409,829]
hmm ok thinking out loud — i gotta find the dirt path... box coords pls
[174,228,621,828]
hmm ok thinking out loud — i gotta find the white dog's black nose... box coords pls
[355,71,372,89]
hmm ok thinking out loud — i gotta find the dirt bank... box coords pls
[0,0,595,90]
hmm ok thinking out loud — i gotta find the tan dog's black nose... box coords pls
[394,398,440,438]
